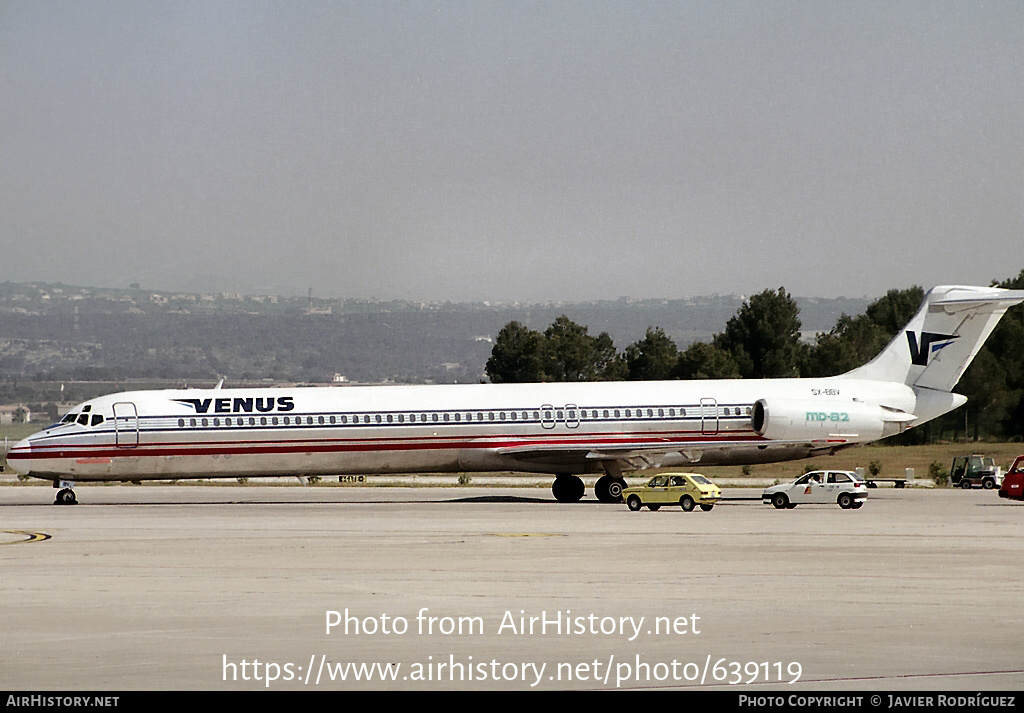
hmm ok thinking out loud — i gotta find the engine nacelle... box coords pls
[751,398,914,443]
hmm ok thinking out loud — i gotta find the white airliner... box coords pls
[7,285,1023,505]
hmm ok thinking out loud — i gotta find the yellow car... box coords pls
[623,473,722,512]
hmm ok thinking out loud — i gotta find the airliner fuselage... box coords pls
[9,377,918,484]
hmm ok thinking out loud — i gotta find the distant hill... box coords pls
[0,281,868,385]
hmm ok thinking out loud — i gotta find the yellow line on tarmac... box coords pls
[0,530,52,545]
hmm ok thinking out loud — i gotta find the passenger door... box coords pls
[700,398,719,435]
[113,402,139,448]
[649,475,671,504]
[791,474,826,503]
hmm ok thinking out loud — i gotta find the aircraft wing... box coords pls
[494,436,858,470]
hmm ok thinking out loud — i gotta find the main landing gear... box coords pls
[54,481,78,506]
[550,473,628,503]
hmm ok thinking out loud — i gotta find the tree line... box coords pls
[485,270,1024,442]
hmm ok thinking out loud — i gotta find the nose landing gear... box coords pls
[53,481,78,506]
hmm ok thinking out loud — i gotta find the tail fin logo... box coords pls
[906,331,958,366]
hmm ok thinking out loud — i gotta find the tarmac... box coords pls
[1,483,1021,691]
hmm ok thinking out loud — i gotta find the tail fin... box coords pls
[846,285,1024,391]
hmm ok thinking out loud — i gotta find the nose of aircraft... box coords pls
[4,436,33,473]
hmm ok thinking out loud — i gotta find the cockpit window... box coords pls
[91,415,104,427]
[61,413,76,423]
[77,413,90,426]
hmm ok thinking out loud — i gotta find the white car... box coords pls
[762,470,868,509]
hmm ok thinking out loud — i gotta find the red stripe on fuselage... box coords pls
[7,429,764,461]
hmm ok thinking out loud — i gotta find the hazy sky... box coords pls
[2,1,1021,301]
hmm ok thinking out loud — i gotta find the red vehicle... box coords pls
[998,456,1024,501]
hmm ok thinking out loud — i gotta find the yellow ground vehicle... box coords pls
[623,473,722,512]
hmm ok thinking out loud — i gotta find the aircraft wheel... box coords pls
[772,493,788,510]
[594,475,624,503]
[551,475,584,503]
[700,503,714,511]
[593,475,614,504]
[55,488,78,506]
[679,495,695,512]
[838,493,853,509]
[626,495,643,512]
[607,477,625,501]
